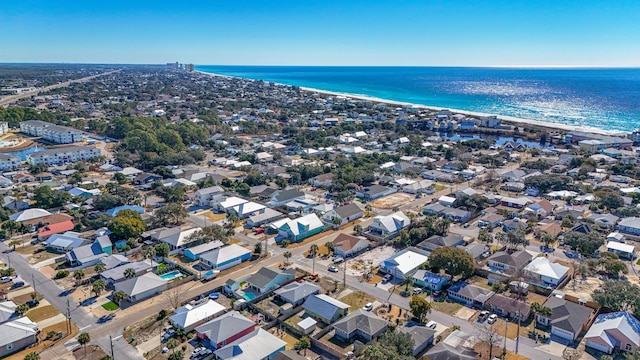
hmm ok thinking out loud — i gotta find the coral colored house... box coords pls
[38,220,75,240]
[194,311,255,350]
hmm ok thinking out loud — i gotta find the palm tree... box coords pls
[24,352,40,360]
[94,262,106,273]
[332,218,342,229]
[166,338,179,354]
[324,241,335,256]
[78,332,90,356]
[92,279,106,297]
[283,251,292,265]
[364,204,373,213]
[112,290,126,305]
[123,268,136,279]
[530,302,552,338]
[353,224,363,234]
[142,246,155,260]
[309,244,319,258]
[73,270,85,286]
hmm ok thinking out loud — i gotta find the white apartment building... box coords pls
[20,120,83,144]
[26,146,101,165]
[0,122,8,136]
[0,154,21,171]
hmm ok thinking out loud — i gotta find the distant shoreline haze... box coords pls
[196,65,640,132]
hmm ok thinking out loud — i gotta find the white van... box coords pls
[426,320,437,329]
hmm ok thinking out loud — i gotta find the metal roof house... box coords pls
[302,294,349,324]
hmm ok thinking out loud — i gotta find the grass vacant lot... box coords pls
[26,305,59,322]
[432,300,463,316]
[339,291,375,310]
[102,301,119,311]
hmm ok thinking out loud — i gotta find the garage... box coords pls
[551,326,575,341]
[586,340,611,354]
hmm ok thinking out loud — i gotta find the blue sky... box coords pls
[2,0,639,66]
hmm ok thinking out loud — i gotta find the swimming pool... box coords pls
[160,270,182,281]
[241,292,256,301]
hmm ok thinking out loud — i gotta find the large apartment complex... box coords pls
[0,154,21,171]
[26,145,101,165]
[20,120,83,144]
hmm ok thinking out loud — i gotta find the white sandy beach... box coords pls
[197,70,629,137]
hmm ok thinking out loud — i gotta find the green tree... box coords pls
[309,244,319,257]
[604,259,628,278]
[155,243,170,258]
[563,231,604,256]
[168,351,184,360]
[502,229,529,250]
[154,202,188,226]
[24,352,40,360]
[478,229,493,243]
[294,336,310,356]
[124,268,136,279]
[428,246,475,279]
[15,303,29,316]
[112,290,127,305]
[92,279,106,296]
[283,251,292,265]
[94,262,106,273]
[324,241,335,255]
[409,296,432,324]
[254,242,262,255]
[530,302,552,337]
[112,172,128,184]
[166,338,179,354]
[107,212,145,239]
[78,332,91,356]
[2,220,23,238]
[33,186,71,208]
[354,224,363,234]
[593,281,640,314]
[73,269,85,286]
[358,331,415,360]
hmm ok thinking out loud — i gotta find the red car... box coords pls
[254,228,265,234]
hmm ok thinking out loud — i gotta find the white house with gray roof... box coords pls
[321,203,363,226]
[274,282,320,306]
[333,309,388,342]
[213,328,286,360]
[537,296,595,341]
[303,294,349,324]
[194,186,224,206]
[169,299,226,331]
[584,311,640,354]
[114,272,167,303]
[0,317,39,357]
[619,217,640,236]
[365,211,410,242]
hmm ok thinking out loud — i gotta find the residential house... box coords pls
[416,234,465,253]
[213,328,286,360]
[333,309,388,343]
[355,185,396,201]
[100,259,154,285]
[134,172,162,185]
[194,186,225,207]
[424,330,478,360]
[441,207,472,223]
[524,257,569,288]
[214,197,249,213]
[0,301,17,324]
[0,317,39,358]
[524,199,555,217]
[308,173,334,188]
[536,296,595,341]
[587,213,619,229]
[487,250,533,275]
[534,222,562,239]
[157,227,202,250]
[618,217,640,236]
[195,311,256,350]
[398,324,436,357]
[332,233,370,258]
[270,189,305,207]
[438,195,456,207]
[113,272,167,303]
[462,242,490,259]
[478,213,504,229]
[402,180,435,194]
[447,282,495,307]
[9,208,51,222]
[302,294,350,323]
[230,202,267,219]
[487,294,531,321]
[502,218,528,232]
[379,247,430,280]
[365,211,410,242]
[412,270,449,291]
[274,282,321,306]
[199,244,252,271]
[183,241,224,261]
[606,241,635,260]
[270,213,325,242]
[37,219,75,240]
[500,196,531,209]
[423,203,446,216]
[246,208,284,228]
[46,231,86,253]
[65,236,112,267]
[321,203,363,226]
[238,267,296,295]
[169,300,226,332]
[500,169,526,182]
[584,311,640,354]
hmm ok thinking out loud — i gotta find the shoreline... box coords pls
[196,70,629,137]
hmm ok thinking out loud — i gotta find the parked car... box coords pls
[162,329,176,341]
[1,276,12,284]
[426,320,437,329]
[412,287,423,295]
[487,314,498,324]
[382,274,392,283]
[362,303,373,311]
[11,281,24,289]
[478,310,490,321]
[332,256,344,264]
[328,266,339,273]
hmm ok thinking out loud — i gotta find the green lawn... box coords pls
[102,301,119,311]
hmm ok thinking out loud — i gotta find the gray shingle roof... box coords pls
[274,282,320,304]
[543,297,593,335]
[332,309,388,336]
[195,311,255,343]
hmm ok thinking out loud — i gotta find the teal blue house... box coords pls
[271,213,325,243]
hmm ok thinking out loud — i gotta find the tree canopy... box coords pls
[107,210,145,240]
[593,281,640,314]
[429,246,475,279]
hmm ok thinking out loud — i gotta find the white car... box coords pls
[412,287,423,295]
[362,303,373,311]
[487,314,498,324]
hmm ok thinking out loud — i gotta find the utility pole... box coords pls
[31,274,36,296]
[110,335,114,360]
[343,258,347,289]
[66,298,71,334]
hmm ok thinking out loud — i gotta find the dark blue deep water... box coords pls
[196,66,640,132]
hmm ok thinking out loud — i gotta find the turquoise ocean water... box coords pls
[196,66,640,132]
